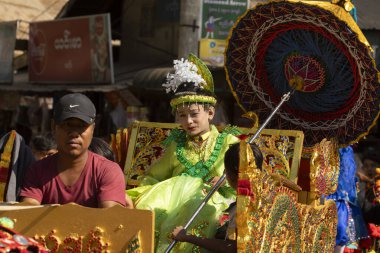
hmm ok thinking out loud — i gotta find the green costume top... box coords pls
[139,125,240,197]
[129,125,240,253]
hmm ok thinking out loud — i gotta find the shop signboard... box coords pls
[200,0,247,66]
[201,0,248,40]
[199,39,226,67]
[29,14,114,84]
[0,21,17,84]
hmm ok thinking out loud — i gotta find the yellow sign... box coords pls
[199,39,226,67]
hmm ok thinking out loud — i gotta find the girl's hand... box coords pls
[172,226,187,242]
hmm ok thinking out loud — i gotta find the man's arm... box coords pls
[173,226,236,253]
[19,162,44,205]
[99,200,121,208]
[99,196,134,209]
[98,160,134,208]
[21,197,41,205]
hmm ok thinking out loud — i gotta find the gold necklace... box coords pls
[188,137,210,162]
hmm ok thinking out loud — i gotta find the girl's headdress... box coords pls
[163,54,216,109]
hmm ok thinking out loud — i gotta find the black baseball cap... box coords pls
[53,93,96,124]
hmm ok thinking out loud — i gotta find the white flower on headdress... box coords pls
[163,58,206,93]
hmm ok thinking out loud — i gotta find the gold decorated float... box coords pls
[4,0,378,251]
[0,203,154,252]
[237,140,337,252]
[123,121,338,252]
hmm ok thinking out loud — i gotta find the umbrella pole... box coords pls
[164,91,292,253]
[248,91,291,144]
[164,174,226,253]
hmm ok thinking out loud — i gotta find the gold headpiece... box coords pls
[163,54,215,109]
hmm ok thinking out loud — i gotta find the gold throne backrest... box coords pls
[124,121,304,189]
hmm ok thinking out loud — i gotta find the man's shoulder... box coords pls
[25,154,57,180]
[88,151,121,171]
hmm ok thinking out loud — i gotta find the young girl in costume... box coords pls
[128,54,240,252]
[171,141,263,253]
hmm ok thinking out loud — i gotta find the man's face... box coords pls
[175,104,215,137]
[53,118,94,157]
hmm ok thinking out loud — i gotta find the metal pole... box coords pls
[248,91,291,144]
[164,174,226,253]
[165,91,292,253]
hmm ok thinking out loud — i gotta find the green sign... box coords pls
[201,0,248,40]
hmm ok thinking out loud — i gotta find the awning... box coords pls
[0,64,234,95]
[0,63,154,93]
[132,66,233,94]
[132,67,172,92]
[0,73,132,93]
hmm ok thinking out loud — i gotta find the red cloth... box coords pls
[368,223,380,238]
[359,238,372,249]
[236,134,249,141]
[20,151,126,207]
[0,225,48,252]
[238,179,251,196]
[238,179,254,201]
[297,158,311,191]
[343,249,361,253]
[219,213,229,226]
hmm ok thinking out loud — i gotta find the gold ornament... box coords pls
[310,138,340,198]
[237,141,337,252]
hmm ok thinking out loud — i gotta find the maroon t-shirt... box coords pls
[20,151,126,207]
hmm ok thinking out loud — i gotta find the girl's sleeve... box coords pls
[138,142,176,186]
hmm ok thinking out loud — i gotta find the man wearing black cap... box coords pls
[20,93,132,208]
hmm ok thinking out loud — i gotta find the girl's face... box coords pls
[176,104,215,137]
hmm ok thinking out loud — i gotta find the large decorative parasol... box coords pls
[225,0,380,153]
